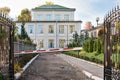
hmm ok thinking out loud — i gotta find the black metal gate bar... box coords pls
[9,24,14,80]
[104,21,112,80]
[0,12,14,80]
[104,5,120,80]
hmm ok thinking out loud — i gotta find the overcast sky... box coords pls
[0,0,120,29]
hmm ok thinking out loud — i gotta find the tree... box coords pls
[79,31,89,47]
[84,31,89,40]
[83,39,89,52]
[73,31,79,42]
[84,21,92,30]
[0,7,10,15]
[97,25,104,53]
[79,34,84,46]
[98,25,104,40]
[18,9,31,21]
[97,39,101,54]
[73,31,80,47]
[18,22,30,41]
[93,39,97,51]
[67,31,80,47]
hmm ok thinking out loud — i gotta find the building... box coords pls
[16,3,82,50]
[81,25,103,38]
[87,26,100,38]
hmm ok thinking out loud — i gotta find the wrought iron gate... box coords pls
[0,13,14,79]
[104,5,120,80]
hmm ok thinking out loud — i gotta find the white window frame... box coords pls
[59,25,64,34]
[37,25,44,34]
[28,25,34,34]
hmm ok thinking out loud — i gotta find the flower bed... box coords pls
[14,53,38,73]
[37,50,46,52]
[50,48,59,51]
[25,50,33,52]
[64,48,73,50]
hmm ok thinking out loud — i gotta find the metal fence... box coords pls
[14,41,36,52]
[0,13,14,80]
[104,5,120,80]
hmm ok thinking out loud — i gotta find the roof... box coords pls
[15,20,82,23]
[32,4,75,11]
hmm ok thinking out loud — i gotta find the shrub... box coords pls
[14,63,22,73]
[93,39,97,52]
[63,51,104,65]
[97,39,101,53]
[0,73,7,80]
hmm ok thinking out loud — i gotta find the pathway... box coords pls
[56,53,103,80]
[19,53,93,80]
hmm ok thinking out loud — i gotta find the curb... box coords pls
[83,70,103,80]
[15,54,39,80]
[57,54,103,80]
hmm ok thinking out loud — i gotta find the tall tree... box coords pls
[18,9,31,21]
[84,31,89,40]
[0,7,10,15]
[73,31,79,42]
[98,24,104,40]
[18,23,30,41]
[79,34,84,46]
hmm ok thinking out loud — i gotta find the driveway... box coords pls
[19,53,93,80]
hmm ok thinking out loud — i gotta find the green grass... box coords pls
[63,50,104,64]
[63,50,120,68]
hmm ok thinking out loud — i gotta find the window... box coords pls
[37,25,44,34]
[28,25,34,34]
[64,14,69,21]
[48,25,54,33]
[38,40,44,48]
[59,25,64,34]
[59,39,65,48]
[37,15,42,21]
[69,25,75,33]
[46,14,52,21]
[48,39,54,48]
[55,14,60,21]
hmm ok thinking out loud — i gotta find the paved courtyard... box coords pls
[19,53,93,80]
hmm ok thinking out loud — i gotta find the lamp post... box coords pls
[96,17,99,27]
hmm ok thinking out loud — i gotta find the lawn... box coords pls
[62,50,104,65]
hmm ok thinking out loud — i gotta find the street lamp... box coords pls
[96,17,99,27]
